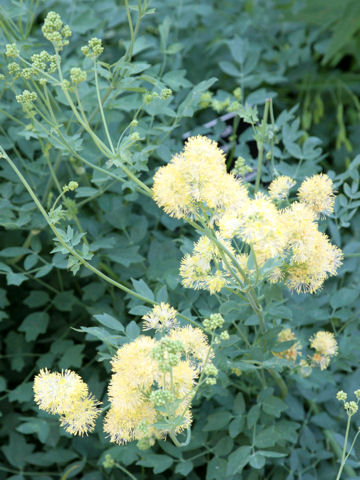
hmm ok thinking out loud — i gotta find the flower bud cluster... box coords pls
[31,51,57,73]
[336,390,347,402]
[42,11,72,50]
[63,181,79,192]
[102,454,115,469]
[5,43,19,58]
[345,401,358,416]
[143,88,173,104]
[203,313,224,332]
[81,38,104,58]
[16,90,38,113]
[150,389,175,407]
[8,62,20,77]
[152,338,184,371]
[70,67,87,85]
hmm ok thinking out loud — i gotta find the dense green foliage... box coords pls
[0,0,360,479]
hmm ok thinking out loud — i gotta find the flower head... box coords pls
[310,331,338,357]
[142,303,178,331]
[297,173,335,217]
[33,369,100,435]
[273,328,301,362]
[269,176,296,200]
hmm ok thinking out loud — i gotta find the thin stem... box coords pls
[114,463,137,480]
[255,99,270,193]
[124,0,135,61]
[94,59,115,153]
[335,415,352,480]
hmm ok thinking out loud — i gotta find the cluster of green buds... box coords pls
[203,363,218,385]
[200,87,243,113]
[31,51,57,74]
[63,181,79,193]
[16,90,38,113]
[81,38,104,58]
[7,62,20,77]
[42,11,72,50]
[199,91,213,108]
[5,43,19,58]
[202,313,229,347]
[203,313,224,332]
[143,88,173,104]
[337,389,360,416]
[70,67,87,85]
[152,338,184,372]
[102,454,115,469]
[233,156,253,177]
[150,388,175,407]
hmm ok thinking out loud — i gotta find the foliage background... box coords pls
[0,0,360,479]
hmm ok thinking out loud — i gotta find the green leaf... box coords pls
[8,382,33,403]
[137,454,173,474]
[262,396,288,417]
[203,410,233,431]
[226,446,252,475]
[175,460,193,476]
[6,272,27,286]
[18,312,49,341]
[24,290,50,308]
[249,452,265,469]
[2,433,34,468]
[59,345,84,369]
[131,278,154,301]
[93,313,124,332]
[330,288,359,310]
[17,418,50,443]
[53,291,77,312]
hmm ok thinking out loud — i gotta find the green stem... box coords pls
[335,415,352,480]
[124,0,135,61]
[114,463,137,480]
[255,99,270,193]
[94,59,115,153]
[169,427,191,447]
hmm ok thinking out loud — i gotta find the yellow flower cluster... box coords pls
[153,135,248,219]
[33,369,100,435]
[273,328,301,362]
[153,136,342,294]
[268,176,296,201]
[272,329,338,372]
[104,326,212,445]
[142,302,178,331]
[310,330,338,370]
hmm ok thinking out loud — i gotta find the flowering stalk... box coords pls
[335,390,360,480]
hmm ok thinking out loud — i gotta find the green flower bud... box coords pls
[204,363,218,376]
[220,331,230,341]
[8,62,20,76]
[345,401,358,416]
[205,377,217,385]
[5,43,19,58]
[82,38,104,57]
[16,90,38,105]
[21,67,36,80]
[199,91,213,108]
[336,390,347,402]
[102,453,115,469]
[160,88,172,100]
[144,93,153,104]
[150,389,174,407]
[70,67,87,85]
[130,132,140,142]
